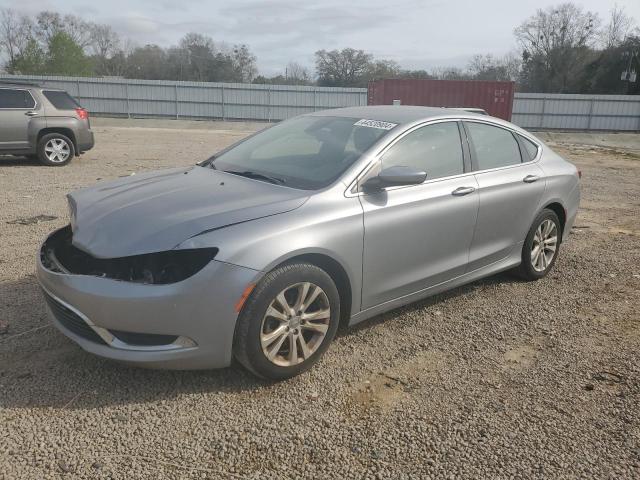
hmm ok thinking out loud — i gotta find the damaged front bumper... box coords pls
[37,226,261,370]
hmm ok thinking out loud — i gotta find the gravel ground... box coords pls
[1,120,639,479]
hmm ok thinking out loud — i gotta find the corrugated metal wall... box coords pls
[1,75,639,131]
[512,93,640,131]
[0,75,367,121]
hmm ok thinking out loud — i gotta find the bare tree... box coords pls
[515,2,601,92]
[468,53,521,81]
[231,44,257,82]
[35,11,93,50]
[0,9,34,73]
[285,61,310,83]
[601,5,636,49]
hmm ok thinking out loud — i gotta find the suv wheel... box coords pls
[37,133,75,166]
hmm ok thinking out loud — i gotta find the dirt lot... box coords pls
[1,120,639,479]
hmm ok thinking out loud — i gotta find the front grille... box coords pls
[42,291,107,345]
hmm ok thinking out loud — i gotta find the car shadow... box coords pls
[0,271,521,411]
[0,155,40,167]
[339,271,521,337]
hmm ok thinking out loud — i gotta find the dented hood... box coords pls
[68,166,309,258]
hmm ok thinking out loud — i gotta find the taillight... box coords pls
[75,108,88,120]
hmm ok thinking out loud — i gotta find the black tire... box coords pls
[37,133,75,166]
[515,208,561,281]
[233,263,340,380]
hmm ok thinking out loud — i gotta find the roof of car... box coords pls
[310,105,477,125]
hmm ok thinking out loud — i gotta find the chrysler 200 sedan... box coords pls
[37,106,580,379]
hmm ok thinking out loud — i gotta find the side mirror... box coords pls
[362,166,427,192]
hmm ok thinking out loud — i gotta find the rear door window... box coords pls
[42,90,81,110]
[466,122,522,170]
[0,89,36,109]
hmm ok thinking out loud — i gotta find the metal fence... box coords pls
[1,75,639,131]
[512,93,640,131]
[0,75,367,122]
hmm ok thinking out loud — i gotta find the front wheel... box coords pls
[233,263,340,380]
[516,209,561,281]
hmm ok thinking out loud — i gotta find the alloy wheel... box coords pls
[44,138,71,163]
[531,219,558,272]
[260,282,331,367]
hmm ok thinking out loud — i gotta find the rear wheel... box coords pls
[516,209,561,281]
[233,263,340,380]
[37,133,75,166]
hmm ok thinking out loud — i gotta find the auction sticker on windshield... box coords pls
[354,119,398,130]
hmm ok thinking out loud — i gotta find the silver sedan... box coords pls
[37,106,580,379]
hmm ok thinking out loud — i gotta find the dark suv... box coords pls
[0,81,94,166]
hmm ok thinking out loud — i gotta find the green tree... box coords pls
[45,31,92,75]
[13,37,45,74]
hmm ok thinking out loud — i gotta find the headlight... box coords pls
[43,226,218,284]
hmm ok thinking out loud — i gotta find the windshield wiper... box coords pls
[223,170,286,185]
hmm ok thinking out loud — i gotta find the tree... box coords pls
[13,38,45,74]
[515,2,601,92]
[584,35,640,95]
[468,53,520,81]
[285,62,311,84]
[45,31,92,75]
[89,24,122,76]
[366,59,401,80]
[35,11,93,49]
[601,5,636,49]
[315,48,372,86]
[0,9,34,73]
[125,44,168,79]
[231,44,257,82]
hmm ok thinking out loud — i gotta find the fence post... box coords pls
[539,97,547,129]
[175,84,179,120]
[268,86,272,123]
[221,85,225,121]
[313,88,317,112]
[125,83,131,119]
[587,98,595,131]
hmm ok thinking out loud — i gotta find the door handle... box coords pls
[523,175,539,183]
[25,111,39,117]
[452,186,476,196]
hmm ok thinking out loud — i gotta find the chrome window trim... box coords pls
[0,86,38,110]
[345,118,468,197]
[462,118,544,164]
[344,116,545,197]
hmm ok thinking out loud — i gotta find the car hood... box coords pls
[68,166,309,258]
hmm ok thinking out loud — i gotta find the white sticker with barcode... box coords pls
[354,119,397,130]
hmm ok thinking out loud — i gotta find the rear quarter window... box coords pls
[0,89,36,109]
[519,135,540,161]
[42,90,81,110]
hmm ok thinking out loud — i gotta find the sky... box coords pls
[2,0,639,75]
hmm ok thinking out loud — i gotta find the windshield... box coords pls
[212,115,394,190]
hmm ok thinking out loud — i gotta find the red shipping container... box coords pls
[367,79,515,121]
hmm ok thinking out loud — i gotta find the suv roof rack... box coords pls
[0,79,41,87]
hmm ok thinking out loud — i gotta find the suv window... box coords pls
[381,122,464,180]
[0,88,36,109]
[466,122,522,170]
[518,135,539,161]
[42,90,81,110]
